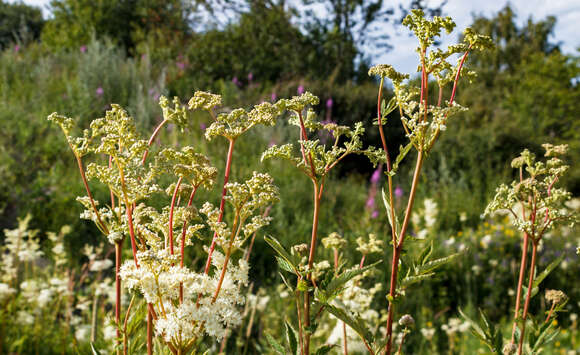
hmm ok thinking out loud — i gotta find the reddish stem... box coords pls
[510,232,529,343]
[518,242,538,355]
[203,138,235,275]
[147,309,153,355]
[359,254,366,269]
[169,177,183,255]
[180,186,199,302]
[448,48,471,107]
[115,242,122,354]
[211,213,239,304]
[141,119,167,165]
[72,149,108,234]
[385,151,424,355]
[304,181,322,355]
[545,302,556,324]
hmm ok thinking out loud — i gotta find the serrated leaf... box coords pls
[265,235,299,275]
[323,261,381,301]
[276,256,295,273]
[265,333,286,355]
[382,188,400,235]
[325,300,374,347]
[400,272,435,288]
[285,320,298,355]
[315,344,336,355]
[532,254,564,290]
[415,252,461,274]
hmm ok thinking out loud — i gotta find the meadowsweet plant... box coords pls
[48,92,282,354]
[461,144,578,355]
[262,91,377,354]
[367,9,492,355]
[262,9,492,355]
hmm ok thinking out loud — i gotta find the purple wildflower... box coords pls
[297,85,305,94]
[395,186,403,198]
[96,87,104,97]
[271,92,277,101]
[14,45,20,53]
[248,72,253,82]
[371,210,379,219]
[80,45,87,53]
[176,61,186,70]
[366,197,375,208]
[326,97,333,108]
[200,123,206,131]
[232,76,240,86]
[370,167,381,184]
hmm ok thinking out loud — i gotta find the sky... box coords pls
[9,0,580,73]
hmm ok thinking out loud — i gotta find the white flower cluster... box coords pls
[441,317,470,336]
[119,247,248,346]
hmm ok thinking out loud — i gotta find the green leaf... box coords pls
[418,240,434,266]
[323,261,381,301]
[459,308,502,353]
[415,252,461,274]
[265,333,286,355]
[285,320,298,355]
[381,188,400,235]
[459,309,488,343]
[265,235,299,275]
[324,300,374,346]
[276,256,295,273]
[315,344,336,355]
[90,343,102,355]
[387,142,413,176]
[532,254,564,290]
[400,273,435,288]
[532,321,558,352]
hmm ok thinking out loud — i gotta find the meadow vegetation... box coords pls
[0,1,579,354]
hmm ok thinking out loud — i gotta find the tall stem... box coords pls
[304,181,321,355]
[510,232,529,343]
[211,212,240,304]
[384,151,424,355]
[376,77,397,247]
[147,309,153,355]
[72,149,108,235]
[180,186,198,303]
[115,242,122,355]
[203,138,235,274]
[518,242,538,355]
[141,119,167,165]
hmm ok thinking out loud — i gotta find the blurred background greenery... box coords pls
[0,0,579,353]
